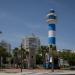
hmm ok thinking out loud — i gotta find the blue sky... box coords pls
[0,0,75,50]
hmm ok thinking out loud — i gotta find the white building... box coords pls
[21,34,40,68]
[22,34,40,52]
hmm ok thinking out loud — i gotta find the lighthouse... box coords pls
[46,9,59,69]
[47,9,57,46]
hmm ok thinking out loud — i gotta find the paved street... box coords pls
[0,69,75,75]
[0,71,75,75]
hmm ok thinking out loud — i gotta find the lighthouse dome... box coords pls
[50,9,55,13]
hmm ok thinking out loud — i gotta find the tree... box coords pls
[68,52,75,66]
[13,47,26,68]
[59,49,75,66]
[13,47,19,68]
[36,46,48,65]
[0,46,10,67]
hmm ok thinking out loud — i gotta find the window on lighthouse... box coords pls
[48,15,56,19]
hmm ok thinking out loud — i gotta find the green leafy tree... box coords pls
[59,49,75,66]
[13,47,26,68]
[36,46,48,65]
[0,46,10,67]
[13,47,19,68]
